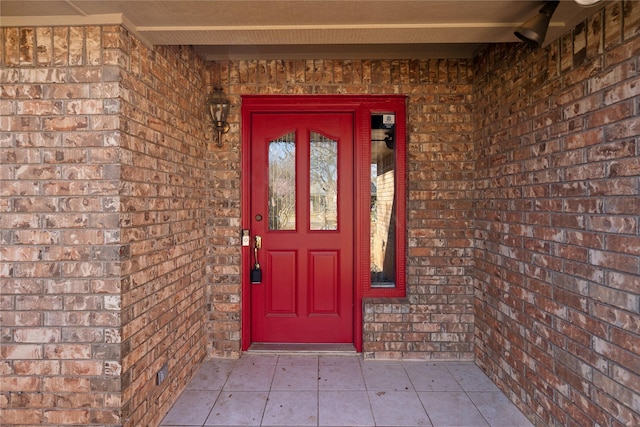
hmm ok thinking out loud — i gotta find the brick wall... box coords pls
[473,1,640,426]
[1,25,210,426]
[208,59,476,360]
[205,63,242,358]
[116,34,210,426]
[1,25,123,426]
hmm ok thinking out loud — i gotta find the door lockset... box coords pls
[251,235,262,283]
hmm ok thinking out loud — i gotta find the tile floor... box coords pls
[160,353,533,427]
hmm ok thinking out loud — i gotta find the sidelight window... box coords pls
[370,115,396,287]
[364,109,406,298]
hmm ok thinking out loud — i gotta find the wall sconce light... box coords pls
[207,86,230,148]
[514,0,560,48]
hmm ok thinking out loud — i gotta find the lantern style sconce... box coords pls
[207,86,230,148]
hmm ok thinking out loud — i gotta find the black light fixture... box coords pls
[207,86,230,148]
[515,1,560,48]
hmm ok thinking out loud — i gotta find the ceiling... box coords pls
[1,1,605,59]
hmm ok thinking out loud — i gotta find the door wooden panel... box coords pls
[267,251,297,314]
[250,112,354,343]
[309,251,339,314]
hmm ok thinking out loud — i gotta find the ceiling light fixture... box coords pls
[574,0,603,6]
[207,86,231,148]
[515,0,560,48]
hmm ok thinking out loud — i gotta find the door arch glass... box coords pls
[310,131,338,231]
[268,132,296,231]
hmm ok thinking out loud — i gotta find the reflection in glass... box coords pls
[310,132,338,230]
[370,125,395,287]
[269,133,296,230]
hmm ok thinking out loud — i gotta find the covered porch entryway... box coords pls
[2,3,636,427]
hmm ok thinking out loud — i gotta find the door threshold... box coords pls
[247,343,358,355]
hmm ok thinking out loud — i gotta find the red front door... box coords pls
[250,113,354,343]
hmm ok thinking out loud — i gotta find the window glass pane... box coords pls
[269,133,296,230]
[371,117,395,287]
[310,132,338,230]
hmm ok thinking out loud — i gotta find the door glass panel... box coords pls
[310,132,338,230]
[370,115,396,287]
[269,132,296,230]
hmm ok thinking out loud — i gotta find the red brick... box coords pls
[588,177,635,196]
[608,156,640,177]
[590,249,639,274]
[604,76,640,104]
[0,409,43,425]
[60,360,103,376]
[594,336,640,373]
[604,196,640,214]
[589,215,636,234]
[610,327,640,355]
[43,409,91,425]
[14,360,60,375]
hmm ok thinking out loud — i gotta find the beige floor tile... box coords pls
[262,390,318,426]
[161,390,220,426]
[319,390,375,426]
[468,391,533,427]
[419,391,490,426]
[205,391,268,426]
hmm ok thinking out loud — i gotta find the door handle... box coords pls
[251,235,262,283]
[253,235,261,268]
